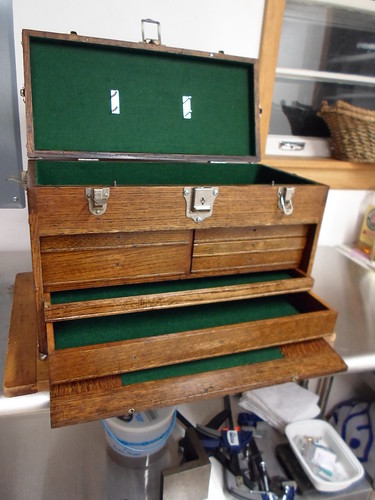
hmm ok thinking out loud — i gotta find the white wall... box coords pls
[318,189,373,246]
[1,0,265,252]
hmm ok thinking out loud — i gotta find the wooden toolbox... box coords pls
[16,29,346,427]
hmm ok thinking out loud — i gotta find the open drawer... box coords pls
[46,289,337,385]
[44,269,314,322]
[49,338,346,428]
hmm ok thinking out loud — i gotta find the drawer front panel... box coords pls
[49,339,346,427]
[191,249,305,273]
[41,231,191,291]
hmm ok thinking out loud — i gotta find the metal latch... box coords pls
[183,187,218,223]
[277,187,295,216]
[85,187,110,216]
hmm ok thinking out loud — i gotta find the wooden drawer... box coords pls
[46,291,337,385]
[44,269,313,322]
[49,339,346,428]
[192,225,312,274]
[40,231,192,291]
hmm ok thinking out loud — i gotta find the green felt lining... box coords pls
[50,270,295,304]
[120,347,283,386]
[53,295,301,350]
[34,161,315,186]
[29,37,256,157]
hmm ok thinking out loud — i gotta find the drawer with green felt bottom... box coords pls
[46,290,337,385]
[49,339,346,428]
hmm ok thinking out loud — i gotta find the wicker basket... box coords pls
[318,100,375,163]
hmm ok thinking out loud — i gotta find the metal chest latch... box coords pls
[183,187,218,223]
[277,187,295,216]
[86,187,110,216]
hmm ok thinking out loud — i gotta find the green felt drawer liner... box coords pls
[50,270,295,305]
[53,295,300,350]
[29,37,255,157]
[120,346,283,386]
[34,161,315,187]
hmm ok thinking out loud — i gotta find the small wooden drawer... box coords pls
[46,290,337,385]
[40,230,192,291]
[192,225,311,274]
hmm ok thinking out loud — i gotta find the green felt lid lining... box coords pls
[29,36,257,158]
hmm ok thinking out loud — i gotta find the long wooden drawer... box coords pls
[46,290,337,385]
[49,338,346,428]
[44,269,313,322]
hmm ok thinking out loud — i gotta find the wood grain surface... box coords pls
[44,274,314,322]
[3,273,47,396]
[47,299,337,384]
[49,338,346,427]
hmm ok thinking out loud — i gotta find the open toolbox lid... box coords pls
[22,29,260,162]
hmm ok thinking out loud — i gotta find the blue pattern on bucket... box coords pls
[135,413,145,423]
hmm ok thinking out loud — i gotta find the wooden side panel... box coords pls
[49,339,347,427]
[29,184,328,235]
[3,273,39,396]
[40,231,192,291]
[27,189,48,354]
[48,304,337,384]
[192,225,309,274]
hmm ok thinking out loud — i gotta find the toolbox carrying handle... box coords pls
[141,19,161,45]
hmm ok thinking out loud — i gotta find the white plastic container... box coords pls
[103,406,176,458]
[285,419,364,492]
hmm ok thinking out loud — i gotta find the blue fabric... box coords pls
[329,400,374,464]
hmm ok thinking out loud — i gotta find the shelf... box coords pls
[262,156,375,190]
[259,0,375,191]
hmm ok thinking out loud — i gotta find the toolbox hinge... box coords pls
[183,187,218,223]
[6,171,28,190]
[277,187,295,216]
[85,187,110,216]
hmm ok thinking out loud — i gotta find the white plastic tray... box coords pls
[285,419,364,492]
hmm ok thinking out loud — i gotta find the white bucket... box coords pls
[103,406,176,458]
